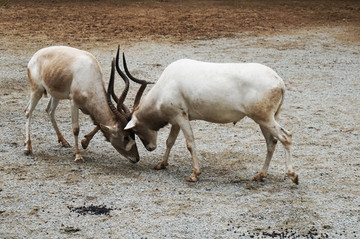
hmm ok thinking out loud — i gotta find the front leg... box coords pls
[81,125,100,149]
[253,125,277,182]
[73,126,84,162]
[176,116,201,182]
[155,124,180,170]
[71,104,84,162]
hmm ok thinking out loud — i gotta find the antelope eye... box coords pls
[124,136,130,143]
[129,131,136,140]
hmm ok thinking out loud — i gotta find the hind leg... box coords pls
[256,119,298,184]
[279,127,298,184]
[24,91,43,155]
[46,97,71,148]
[253,126,278,182]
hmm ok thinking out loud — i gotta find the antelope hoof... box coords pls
[253,172,266,182]
[74,154,84,162]
[24,140,32,155]
[154,162,168,170]
[187,175,199,182]
[291,174,299,185]
[287,171,299,185]
[24,149,32,156]
[187,170,201,182]
[81,138,89,149]
[59,139,71,148]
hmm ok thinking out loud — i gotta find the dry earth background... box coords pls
[0,0,360,238]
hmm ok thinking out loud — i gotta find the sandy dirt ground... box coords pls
[1,0,360,238]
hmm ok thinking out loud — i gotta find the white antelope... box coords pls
[24,46,140,162]
[120,57,298,184]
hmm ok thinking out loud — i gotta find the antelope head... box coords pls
[115,47,155,149]
[102,56,140,163]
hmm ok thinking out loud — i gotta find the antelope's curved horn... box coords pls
[133,84,147,110]
[107,58,128,127]
[122,53,155,85]
[122,53,154,109]
[115,45,131,117]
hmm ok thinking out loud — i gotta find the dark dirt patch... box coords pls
[68,204,114,216]
[61,226,81,233]
[1,0,359,45]
[227,225,330,238]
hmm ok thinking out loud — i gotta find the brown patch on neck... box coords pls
[137,107,168,131]
[81,91,117,127]
[150,120,168,131]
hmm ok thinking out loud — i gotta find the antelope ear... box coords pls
[124,117,137,130]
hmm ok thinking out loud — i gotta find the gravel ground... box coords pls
[0,27,359,238]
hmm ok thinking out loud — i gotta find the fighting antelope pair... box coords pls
[25,45,298,184]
